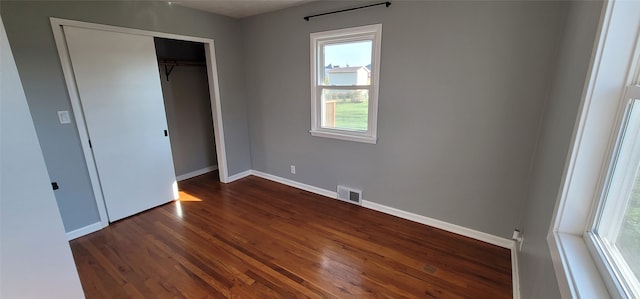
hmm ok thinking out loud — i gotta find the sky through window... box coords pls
[324,41,372,67]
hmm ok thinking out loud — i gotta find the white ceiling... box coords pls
[172,0,315,19]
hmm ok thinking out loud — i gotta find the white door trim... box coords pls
[50,18,230,229]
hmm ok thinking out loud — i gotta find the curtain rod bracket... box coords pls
[304,1,391,21]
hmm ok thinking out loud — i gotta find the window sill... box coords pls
[309,130,377,144]
[548,232,611,298]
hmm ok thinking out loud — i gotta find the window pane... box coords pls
[321,89,369,131]
[596,99,640,294]
[618,165,640,279]
[322,41,372,86]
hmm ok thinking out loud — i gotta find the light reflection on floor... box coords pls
[175,200,183,218]
[318,248,363,288]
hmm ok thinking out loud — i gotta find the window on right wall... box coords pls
[548,0,640,297]
[309,24,382,144]
[588,83,640,297]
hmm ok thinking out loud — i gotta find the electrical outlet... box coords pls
[290,165,296,174]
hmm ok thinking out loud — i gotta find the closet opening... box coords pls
[154,37,219,187]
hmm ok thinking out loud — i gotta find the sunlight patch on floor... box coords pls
[178,191,203,202]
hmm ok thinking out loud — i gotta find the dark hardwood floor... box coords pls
[70,172,512,298]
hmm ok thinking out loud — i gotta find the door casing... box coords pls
[51,17,230,238]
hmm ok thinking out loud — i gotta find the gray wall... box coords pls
[1,16,84,298]
[1,1,251,232]
[160,65,218,176]
[1,1,606,295]
[242,1,568,238]
[518,1,603,298]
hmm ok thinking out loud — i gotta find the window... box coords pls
[588,84,640,297]
[548,0,640,297]
[309,24,382,143]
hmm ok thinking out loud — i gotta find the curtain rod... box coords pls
[303,1,391,21]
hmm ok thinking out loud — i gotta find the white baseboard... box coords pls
[66,221,104,241]
[176,165,218,181]
[512,244,521,299]
[246,170,519,295]
[69,169,519,295]
[250,170,338,199]
[246,170,513,249]
[225,169,252,183]
[361,200,514,249]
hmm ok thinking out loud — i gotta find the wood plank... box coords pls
[70,172,512,298]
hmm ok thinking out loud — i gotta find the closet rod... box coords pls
[157,59,206,66]
[303,1,391,21]
[158,60,206,82]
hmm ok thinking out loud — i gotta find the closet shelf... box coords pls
[158,59,205,81]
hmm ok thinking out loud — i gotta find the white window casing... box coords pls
[548,0,640,298]
[309,24,382,144]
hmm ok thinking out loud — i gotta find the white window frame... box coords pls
[588,88,640,298]
[548,0,640,298]
[309,24,382,144]
[586,85,640,298]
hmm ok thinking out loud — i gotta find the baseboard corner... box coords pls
[225,169,252,183]
[66,221,104,240]
[176,165,218,181]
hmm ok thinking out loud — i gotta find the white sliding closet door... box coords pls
[63,26,177,222]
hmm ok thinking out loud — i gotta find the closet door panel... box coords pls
[64,26,176,222]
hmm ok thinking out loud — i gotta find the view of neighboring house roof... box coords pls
[327,66,370,73]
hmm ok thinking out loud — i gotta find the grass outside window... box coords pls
[334,101,368,131]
